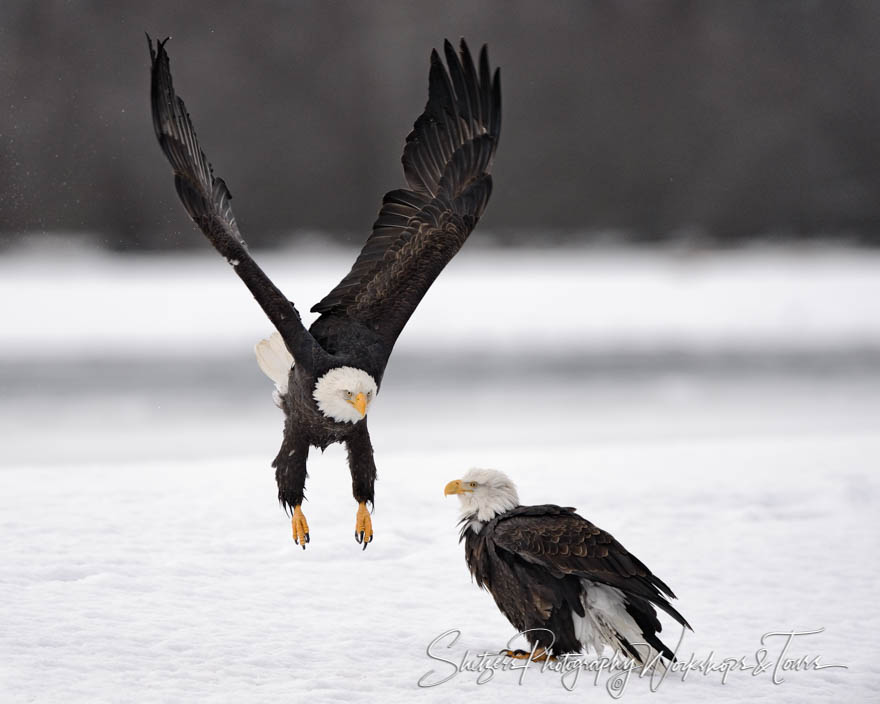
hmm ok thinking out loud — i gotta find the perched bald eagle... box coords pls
[148,37,500,549]
[445,469,691,663]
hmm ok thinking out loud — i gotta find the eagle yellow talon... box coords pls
[355,502,373,549]
[501,647,554,662]
[292,505,310,549]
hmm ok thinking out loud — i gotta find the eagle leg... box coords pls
[347,423,376,550]
[292,505,310,549]
[354,502,373,549]
[500,648,555,662]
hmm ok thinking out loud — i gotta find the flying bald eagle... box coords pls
[445,469,691,663]
[148,37,500,549]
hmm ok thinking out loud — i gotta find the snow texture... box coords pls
[1,246,878,702]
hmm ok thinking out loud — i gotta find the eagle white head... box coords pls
[444,468,521,523]
[313,366,378,423]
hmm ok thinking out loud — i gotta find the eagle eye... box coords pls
[344,390,353,399]
[469,481,478,488]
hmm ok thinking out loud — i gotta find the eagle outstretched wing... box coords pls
[147,36,317,362]
[489,506,692,630]
[311,39,501,350]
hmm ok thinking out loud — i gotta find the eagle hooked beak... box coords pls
[347,392,367,417]
[444,479,472,496]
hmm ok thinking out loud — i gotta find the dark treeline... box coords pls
[2,0,880,249]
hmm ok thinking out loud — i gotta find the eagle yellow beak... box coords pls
[348,392,367,416]
[444,479,470,496]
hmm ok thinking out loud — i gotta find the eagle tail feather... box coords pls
[573,580,679,668]
[255,331,294,396]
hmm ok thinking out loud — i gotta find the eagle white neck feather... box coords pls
[458,468,521,526]
[313,366,378,423]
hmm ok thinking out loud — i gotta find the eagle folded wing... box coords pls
[490,510,692,630]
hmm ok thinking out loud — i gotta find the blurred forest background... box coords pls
[2,0,880,249]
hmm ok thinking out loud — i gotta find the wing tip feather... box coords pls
[313,38,500,322]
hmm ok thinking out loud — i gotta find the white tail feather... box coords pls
[572,580,667,669]
[254,331,293,394]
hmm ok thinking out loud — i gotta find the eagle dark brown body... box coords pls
[148,37,500,548]
[274,359,380,511]
[447,471,691,663]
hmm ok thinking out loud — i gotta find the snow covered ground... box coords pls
[1,245,878,702]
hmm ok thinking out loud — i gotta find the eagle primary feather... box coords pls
[311,40,500,350]
[147,35,317,365]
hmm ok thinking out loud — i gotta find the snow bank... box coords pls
[3,244,879,359]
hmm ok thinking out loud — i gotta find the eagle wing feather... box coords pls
[489,507,692,630]
[148,36,317,362]
[311,39,501,350]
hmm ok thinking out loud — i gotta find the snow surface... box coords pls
[1,246,878,702]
